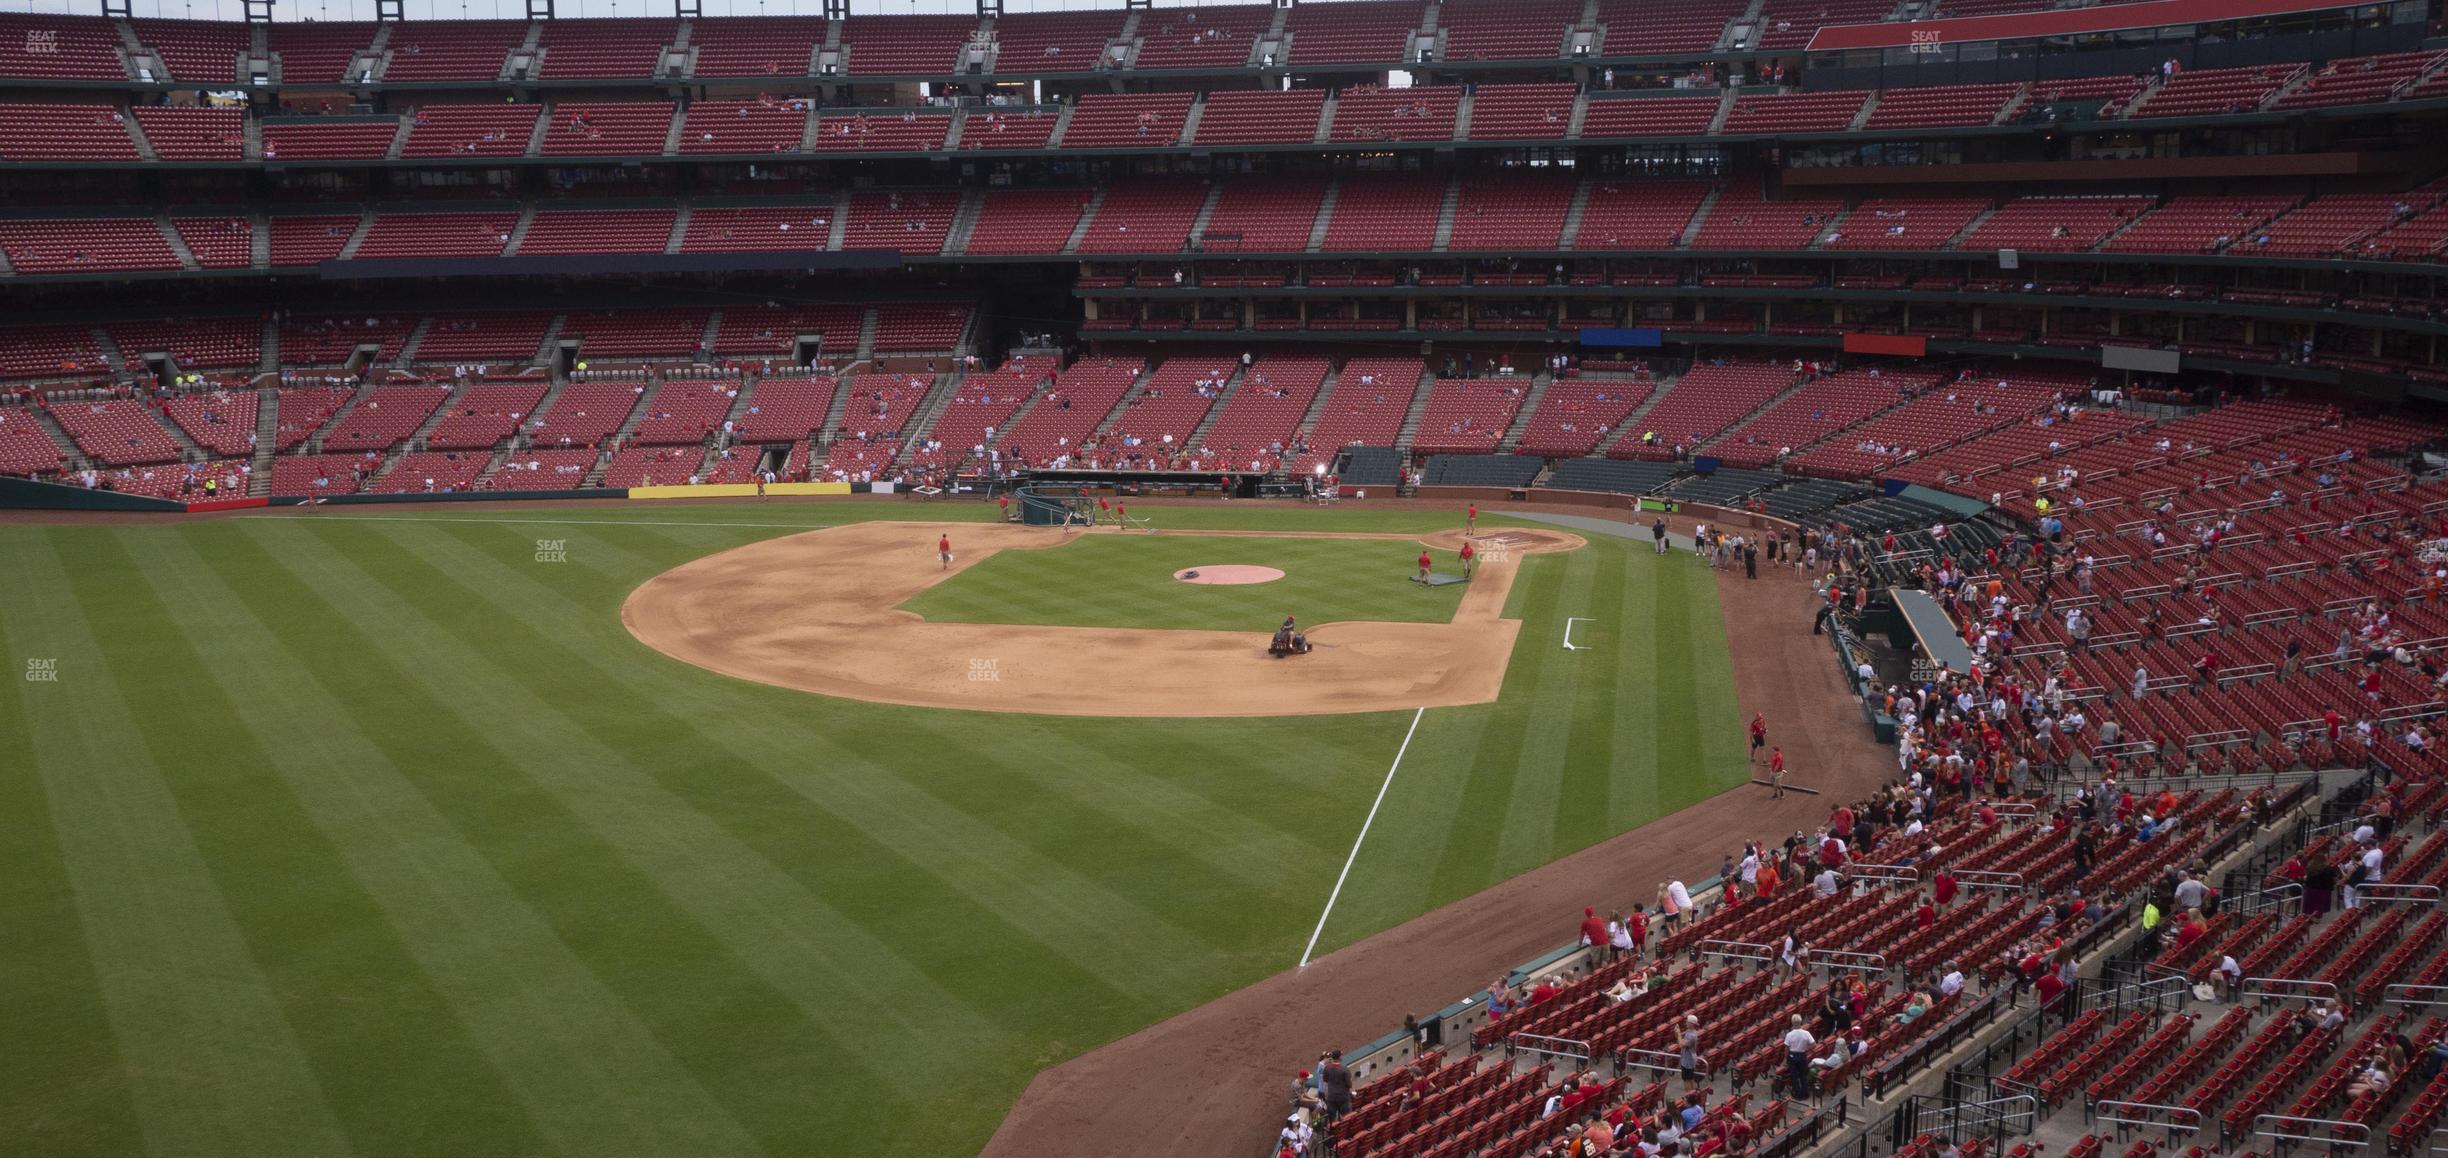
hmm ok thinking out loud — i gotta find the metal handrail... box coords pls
[2385,983,2448,1008]
[2242,976,2340,1003]
[1696,939,1776,963]
[1805,948,1890,974]
[2094,1099,2204,1134]
[2359,883,2443,906]
[1617,1046,1706,1077]
[2253,1113,2371,1147]
[1511,1032,1591,1061]
[1953,869,2027,892]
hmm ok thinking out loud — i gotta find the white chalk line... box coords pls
[1300,705,1427,969]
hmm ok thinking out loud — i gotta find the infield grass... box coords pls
[0,499,1746,1158]
[902,532,1470,631]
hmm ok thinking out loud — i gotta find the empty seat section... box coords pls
[1706,366,1934,467]
[1292,357,1425,474]
[678,99,807,153]
[1107,356,1233,454]
[1960,196,2149,251]
[1467,82,1576,140]
[630,378,737,445]
[1192,89,1324,145]
[682,204,834,252]
[1513,379,1653,457]
[1821,197,1986,250]
[487,448,601,489]
[536,19,673,78]
[260,118,399,161]
[1572,181,1709,248]
[990,358,1139,465]
[352,212,518,259]
[1580,95,1719,137]
[988,10,1124,72]
[516,209,677,255]
[1201,356,1328,472]
[870,304,969,352]
[0,407,66,473]
[842,15,975,74]
[133,106,244,160]
[711,305,864,357]
[2231,192,2412,257]
[812,111,950,151]
[1439,0,1577,60]
[843,190,955,253]
[598,444,710,487]
[957,107,1060,149]
[161,390,258,457]
[1330,84,1459,141]
[1197,180,1327,253]
[269,22,375,84]
[1412,379,1526,454]
[0,218,180,274]
[1863,83,2019,129]
[819,370,934,476]
[319,386,449,453]
[1134,6,1269,69]
[49,399,184,465]
[267,387,352,449]
[400,103,540,158]
[1077,182,1207,255]
[966,189,1094,255]
[370,450,489,493]
[281,314,415,365]
[412,312,554,362]
[104,460,246,498]
[2018,74,2146,118]
[424,382,549,449]
[1690,180,1843,249]
[173,217,255,268]
[1448,176,1573,250]
[269,216,362,266]
[1284,0,1420,65]
[378,21,524,82]
[1612,361,1794,459]
[270,453,379,496]
[0,324,107,380]
[1750,0,1891,50]
[558,309,708,359]
[2130,63,2304,117]
[1062,92,1194,147]
[906,362,1047,472]
[732,376,835,443]
[2273,49,2445,108]
[688,16,823,77]
[1597,0,1740,54]
[0,104,138,161]
[1320,177,1444,251]
[2106,195,2296,254]
[109,317,260,369]
[525,382,642,448]
[1722,90,1866,133]
[132,19,247,83]
[0,13,125,79]
[538,101,674,155]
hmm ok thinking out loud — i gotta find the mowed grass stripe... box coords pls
[7,532,353,1156]
[141,527,718,1157]
[382,520,1211,1008]
[1610,546,1667,833]
[198,526,770,1156]
[1490,546,1601,876]
[1550,542,1626,855]
[0,565,142,1158]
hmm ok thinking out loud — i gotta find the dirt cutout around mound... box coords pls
[621,522,1584,718]
[1174,565,1287,586]
[980,508,1896,1158]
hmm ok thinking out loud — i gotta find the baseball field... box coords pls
[0,499,1748,1157]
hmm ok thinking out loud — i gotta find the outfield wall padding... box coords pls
[0,475,186,512]
[270,489,612,506]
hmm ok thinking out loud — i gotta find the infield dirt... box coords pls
[621,521,1584,718]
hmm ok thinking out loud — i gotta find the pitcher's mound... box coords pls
[1174,565,1285,586]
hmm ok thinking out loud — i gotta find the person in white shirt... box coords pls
[1784,1015,1818,1097]
[2216,954,2242,999]
[1939,962,1965,998]
[1815,868,1841,896]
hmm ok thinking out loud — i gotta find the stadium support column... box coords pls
[675,0,699,18]
[977,0,1001,19]
[100,0,131,17]
[528,0,553,20]
[824,0,849,20]
[243,0,274,21]
[376,0,402,21]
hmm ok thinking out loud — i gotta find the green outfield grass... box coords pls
[0,500,1747,1158]
[903,532,1470,631]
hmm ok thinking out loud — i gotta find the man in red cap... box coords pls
[1460,539,1478,579]
[1466,503,1478,534]
[1580,907,1609,958]
[1417,549,1434,583]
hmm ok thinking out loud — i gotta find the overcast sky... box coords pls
[10,0,1309,21]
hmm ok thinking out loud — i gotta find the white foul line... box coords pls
[1300,706,1427,969]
